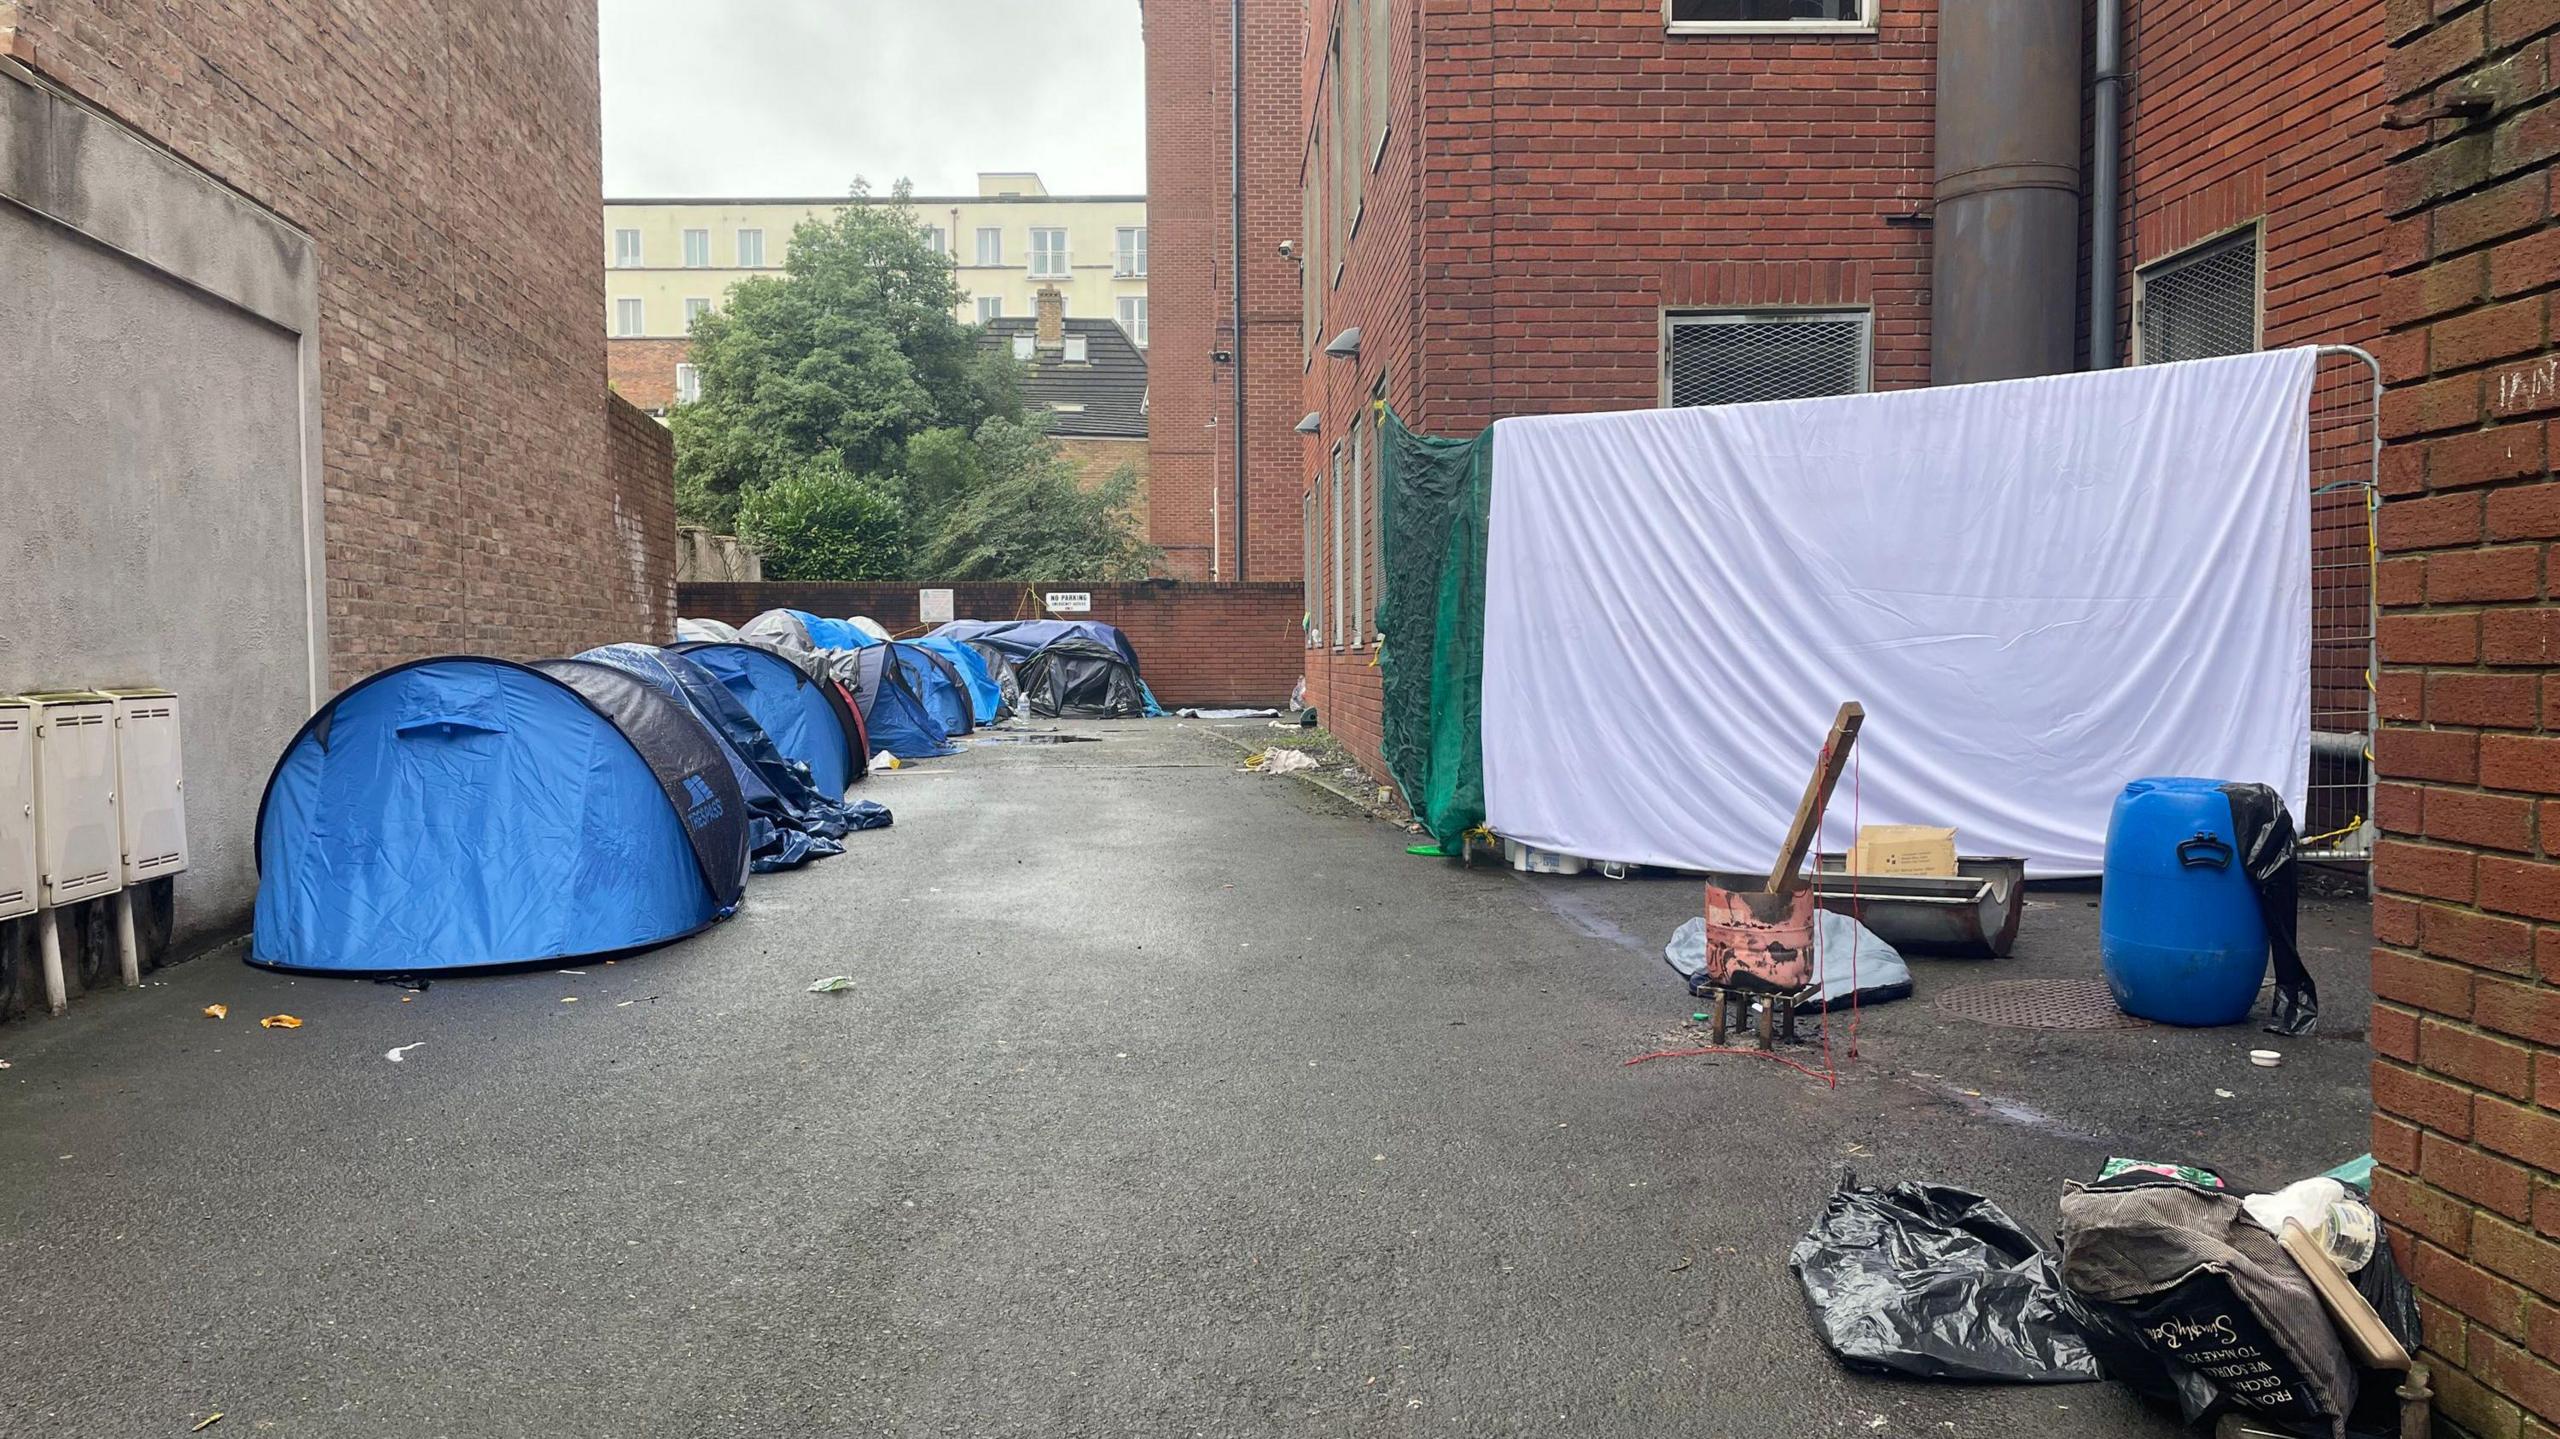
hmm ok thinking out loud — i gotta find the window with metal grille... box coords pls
[1665,310,1871,407]
[2136,229,2259,364]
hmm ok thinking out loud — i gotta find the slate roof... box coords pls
[979,317,1148,439]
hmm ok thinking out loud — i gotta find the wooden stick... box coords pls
[1764,702,1865,897]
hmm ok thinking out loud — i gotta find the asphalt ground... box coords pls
[0,719,2374,1437]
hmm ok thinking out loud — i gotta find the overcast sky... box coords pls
[600,0,1148,199]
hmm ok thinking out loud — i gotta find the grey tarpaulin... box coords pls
[1791,1175,2101,1384]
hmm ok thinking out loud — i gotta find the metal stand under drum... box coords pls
[1703,984,1815,1050]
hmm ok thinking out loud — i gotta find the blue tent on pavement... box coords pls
[571,645,887,865]
[913,637,1006,726]
[895,641,977,739]
[251,657,750,974]
[827,645,954,759]
[674,640,860,800]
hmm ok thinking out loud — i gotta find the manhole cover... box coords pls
[1934,977,2151,1030]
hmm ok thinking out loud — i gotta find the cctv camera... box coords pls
[1279,239,1299,259]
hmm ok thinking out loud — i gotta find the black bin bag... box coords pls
[1791,1175,2103,1384]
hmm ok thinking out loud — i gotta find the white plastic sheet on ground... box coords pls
[1482,349,2315,877]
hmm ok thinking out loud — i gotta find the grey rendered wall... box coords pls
[0,64,323,949]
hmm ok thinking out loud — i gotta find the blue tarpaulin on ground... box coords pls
[251,657,749,974]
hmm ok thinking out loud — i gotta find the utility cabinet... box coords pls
[0,697,33,921]
[104,690,187,882]
[27,692,122,908]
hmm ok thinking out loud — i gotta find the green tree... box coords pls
[734,455,909,580]
[915,417,1161,581]
[672,180,1007,532]
[669,178,1155,581]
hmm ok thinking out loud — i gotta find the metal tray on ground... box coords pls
[1807,855,2028,958]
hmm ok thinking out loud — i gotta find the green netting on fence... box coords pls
[1376,409,1492,855]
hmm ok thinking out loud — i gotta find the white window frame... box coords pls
[1368,379,1387,640]
[1348,414,1365,649]
[1117,296,1149,348]
[921,224,947,255]
[613,228,643,267]
[736,228,765,268]
[1029,228,1070,278]
[977,295,1004,323]
[1659,307,1874,407]
[614,297,645,337]
[976,227,1003,266]
[1331,443,1347,648]
[2131,223,2265,366]
[1115,226,1148,277]
[1665,0,1878,34]
[1064,334,1089,363]
[684,297,711,329]
[1303,490,1322,648]
[682,228,711,268]
[674,363,700,405]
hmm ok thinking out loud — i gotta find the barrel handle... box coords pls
[2177,832,2234,870]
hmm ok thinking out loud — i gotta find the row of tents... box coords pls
[248,614,1160,977]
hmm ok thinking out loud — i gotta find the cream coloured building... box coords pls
[604,172,1147,412]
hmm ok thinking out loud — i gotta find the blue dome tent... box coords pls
[569,646,887,866]
[895,641,977,739]
[913,636,1008,725]
[673,640,861,800]
[829,645,954,759]
[251,657,750,975]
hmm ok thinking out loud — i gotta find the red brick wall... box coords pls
[12,1,661,685]
[610,337,692,413]
[1142,0,1306,583]
[2121,0,2389,355]
[676,581,1304,708]
[1296,0,1936,781]
[608,392,681,645]
[2372,0,2560,1428]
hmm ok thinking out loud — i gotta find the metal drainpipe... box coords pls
[2091,0,2124,370]
[1230,0,1250,582]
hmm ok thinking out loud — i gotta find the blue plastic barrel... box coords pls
[2100,777,2268,1026]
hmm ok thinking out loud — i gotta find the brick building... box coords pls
[1141,0,1306,582]
[2368,0,2560,1428]
[1200,0,2393,800]
[0,2,673,953]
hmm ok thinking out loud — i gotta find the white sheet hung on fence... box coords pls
[1481,348,2316,877]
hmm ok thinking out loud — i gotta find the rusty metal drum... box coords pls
[1701,883,1818,994]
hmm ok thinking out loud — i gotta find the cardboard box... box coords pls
[1849,825,1958,878]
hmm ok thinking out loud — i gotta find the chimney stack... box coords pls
[1035,286,1065,350]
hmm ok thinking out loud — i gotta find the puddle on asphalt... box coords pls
[966,733,1102,745]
